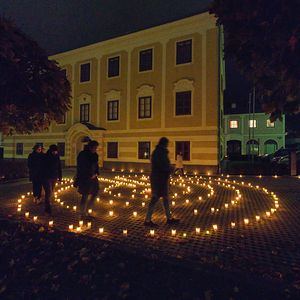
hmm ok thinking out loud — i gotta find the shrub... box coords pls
[0,159,29,181]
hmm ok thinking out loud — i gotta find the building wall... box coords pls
[224,113,285,156]
[2,12,225,174]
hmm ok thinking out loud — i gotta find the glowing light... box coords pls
[195,228,200,235]
[244,219,249,224]
[69,225,74,230]
[79,220,83,227]
[33,216,37,221]
[231,222,235,228]
[213,224,218,230]
[256,216,260,221]
[150,230,155,237]
[133,212,137,217]
[76,227,81,232]
[49,221,53,227]
[73,206,77,211]
[194,209,198,215]
[171,229,176,236]
[99,228,104,234]
[25,212,29,218]
[109,211,114,217]
[123,229,127,236]
[211,207,215,213]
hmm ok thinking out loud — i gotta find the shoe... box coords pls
[167,218,180,225]
[144,220,158,227]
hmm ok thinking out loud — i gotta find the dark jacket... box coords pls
[27,151,43,182]
[76,145,99,195]
[150,144,172,197]
[41,150,62,181]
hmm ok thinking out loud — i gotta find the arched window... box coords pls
[264,140,277,154]
[246,140,259,155]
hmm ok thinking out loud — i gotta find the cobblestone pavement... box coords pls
[1,169,300,287]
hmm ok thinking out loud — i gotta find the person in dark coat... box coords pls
[41,144,62,214]
[27,144,44,204]
[144,137,180,227]
[76,140,100,219]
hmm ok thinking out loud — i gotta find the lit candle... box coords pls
[18,199,22,203]
[49,221,53,227]
[266,211,271,217]
[109,211,113,217]
[118,193,121,197]
[231,222,235,228]
[25,212,29,218]
[225,203,229,208]
[69,225,74,230]
[171,229,176,236]
[60,202,64,206]
[133,212,137,217]
[76,227,81,232]
[195,228,200,235]
[186,199,189,204]
[150,229,155,237]
[256,215,260,221]
[132,195,135,198]
[213,224,218,230]
[88,209,92,214]
[271,208,275,214]
[33,216,37,221]
[172,201,175,206]
[87,222,92,228]
[194,209,198,215]
[142,202,145,207]
[199,196,202,200]
[21,195,25,199]
[99,228,104,234]
[73,206,77,211]
[244,219,249,224]
[123,229,127,236]
[126,202,129,206]
[109,200,113,205]
[97,198,100,202]
[79,220,83,227]
[211,207,215,213]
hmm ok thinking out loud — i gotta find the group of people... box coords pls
[28,137,182,227]
[27,144,62,214]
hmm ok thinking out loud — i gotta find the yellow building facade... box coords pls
[2,12,225,174]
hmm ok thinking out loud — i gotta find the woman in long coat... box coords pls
[27,144,43,204]
[144,137,180,227]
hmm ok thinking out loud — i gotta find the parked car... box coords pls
[270,148,297,164]
[277,150,300,166]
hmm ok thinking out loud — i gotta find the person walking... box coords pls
[27,144,44,204]
[173,151,184,176]
[144,137,180,227]
[41,145,62,214]
[76,140,100,220]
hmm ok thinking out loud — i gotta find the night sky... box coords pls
[0,0,251,109]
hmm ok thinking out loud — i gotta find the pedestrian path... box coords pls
[1,171,300,290]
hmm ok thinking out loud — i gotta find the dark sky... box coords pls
[0,0,251,109]
[1,0,212,55]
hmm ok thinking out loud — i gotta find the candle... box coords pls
[231,222,235,228]
[33,216,37,221]
[225,203,229,208]
[99,228,104,234]
[109,200,113,205]
[79,220,83,227]
[256,215,260,221]
[123,229,127,236]
[21,195,25,199]
[172,201,175,206]
[25,212,29,218]
[88,209,92,214]
[266,211,271,217]
[126,202,129,206]
[73,206,77,211]
[211,207,215,213]
[18,199,22,203]
[109,211,113,217]
[69,225,74,230]
[199,196,202,200]
[171,229,176,236]
[213,224,218,230]
[76,227,81,232]
[195,228,200,235]
[194,209,198,215]
[244,219,249,224]
[49,221,53,227]
[150,230,155,237]
[132,195,135,198]
[133,212,137,217]
[186,199,189,204]
[87,222,92,228]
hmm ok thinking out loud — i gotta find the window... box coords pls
[176,91,191,115]
[16,143,23,155]
[175,141,190,161]
[80,63,90,82]
[138,142,150,159]
[246,140,259,155]
[57,142,65,157]
[80,104,90,123]
[107,142,118,158]
[264,140,277,154]
[107,100,119,121]
[227,140,241,155]
[229,120,238,128]
[108,56,120,77]
[267,119,275,127]
[138,96,151,118]
[249,119,257,128]
[176,39,192,65]
[139,49,153,72]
